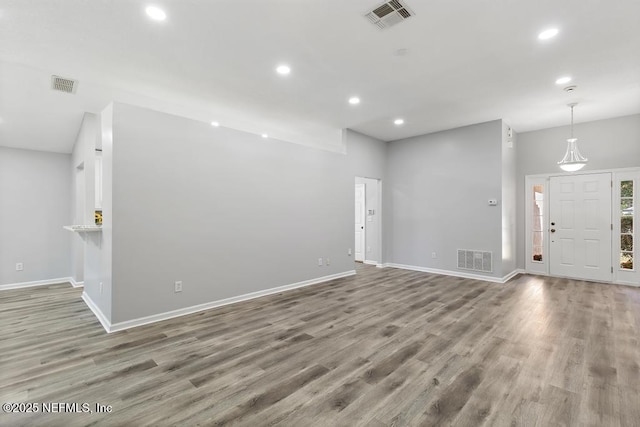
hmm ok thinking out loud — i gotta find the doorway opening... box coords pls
[73,163,85,283]
[354,177,382,266]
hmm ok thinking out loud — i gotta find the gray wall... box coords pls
[347,129,387,265]
[386,120,505,278]
[516,114,640,268]
[108,103,372,323]
[0,147,71,286]
[345,129,387,180]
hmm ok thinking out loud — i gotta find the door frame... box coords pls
[525,166,640,286]
[354,182,366,262]
[355,177,383,267]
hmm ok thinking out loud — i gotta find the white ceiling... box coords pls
[1,0,639,153]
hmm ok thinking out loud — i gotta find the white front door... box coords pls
[549,173,612,282]
[354,183,365,262]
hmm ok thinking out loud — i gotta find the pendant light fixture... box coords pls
[558,103,588,172]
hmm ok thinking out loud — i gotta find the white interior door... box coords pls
[549,173,612,282]
[355,183,365,262]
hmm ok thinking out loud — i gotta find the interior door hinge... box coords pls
[611,266,614,274]
[611,224,613,230]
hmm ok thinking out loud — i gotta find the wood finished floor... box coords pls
[1,265,640,427]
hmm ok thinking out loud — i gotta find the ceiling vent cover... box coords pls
[51,75,77,94]
[365,0,414,29]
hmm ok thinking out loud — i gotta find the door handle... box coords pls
[550,229,556,233]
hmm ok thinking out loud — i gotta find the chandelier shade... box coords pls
[557,103,588,172]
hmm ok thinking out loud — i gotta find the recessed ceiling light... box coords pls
[276,65,291,75]
[394,118,404,125]
[261,133,269,138]
[538,28,559,40]
[145,6,167,21]
[555,76,572,85]
[210,121,220,127]
[348,96,360,105]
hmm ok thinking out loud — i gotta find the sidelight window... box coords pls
[620,180,634,270]
[532,185,544,262]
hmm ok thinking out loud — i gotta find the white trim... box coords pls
[363,260,378,266]
[526,168,640,284]
[502,269,525,283]
[524,269,549,276]
[0,277,73,291]
[614,280,640,288]
[525,166,640,179]
[105,270,356,333]
[383,263,523,284]
[81,291,112,333]
[69,278,84,288]
[525,176,550,276]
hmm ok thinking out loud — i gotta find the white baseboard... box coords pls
[362,260,385,268]
[0,277,74,291]
[502,269,525,283]
[98,270,356,333]
[81,291,112,333]
[383,263,524,284]
[70,278,84,288]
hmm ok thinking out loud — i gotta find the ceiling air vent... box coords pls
[51,75,78,94]
[365,0,414,30]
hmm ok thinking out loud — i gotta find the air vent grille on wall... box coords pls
[365,0,414,30]
[457,249,493,273]
[51,75,77,94]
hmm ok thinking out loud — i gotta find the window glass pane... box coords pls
[621,253,633,270]
[532,185,544,262]
[621,199,633,212]
[621,216,633,234]
[621,180,633,198]
[621,235,633,251]
[533,216,543,232]
[533,230,543,262]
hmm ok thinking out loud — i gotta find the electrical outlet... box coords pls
[432,252,437,259]
[326,258,330,266]
[318,258,323,266]
[174,281,183,293]
[367,246,371,253]
[16,262,23,271]
[99,282,103,294]
[348,248,352,256]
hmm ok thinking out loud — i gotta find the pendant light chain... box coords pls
[570,104,574,139]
